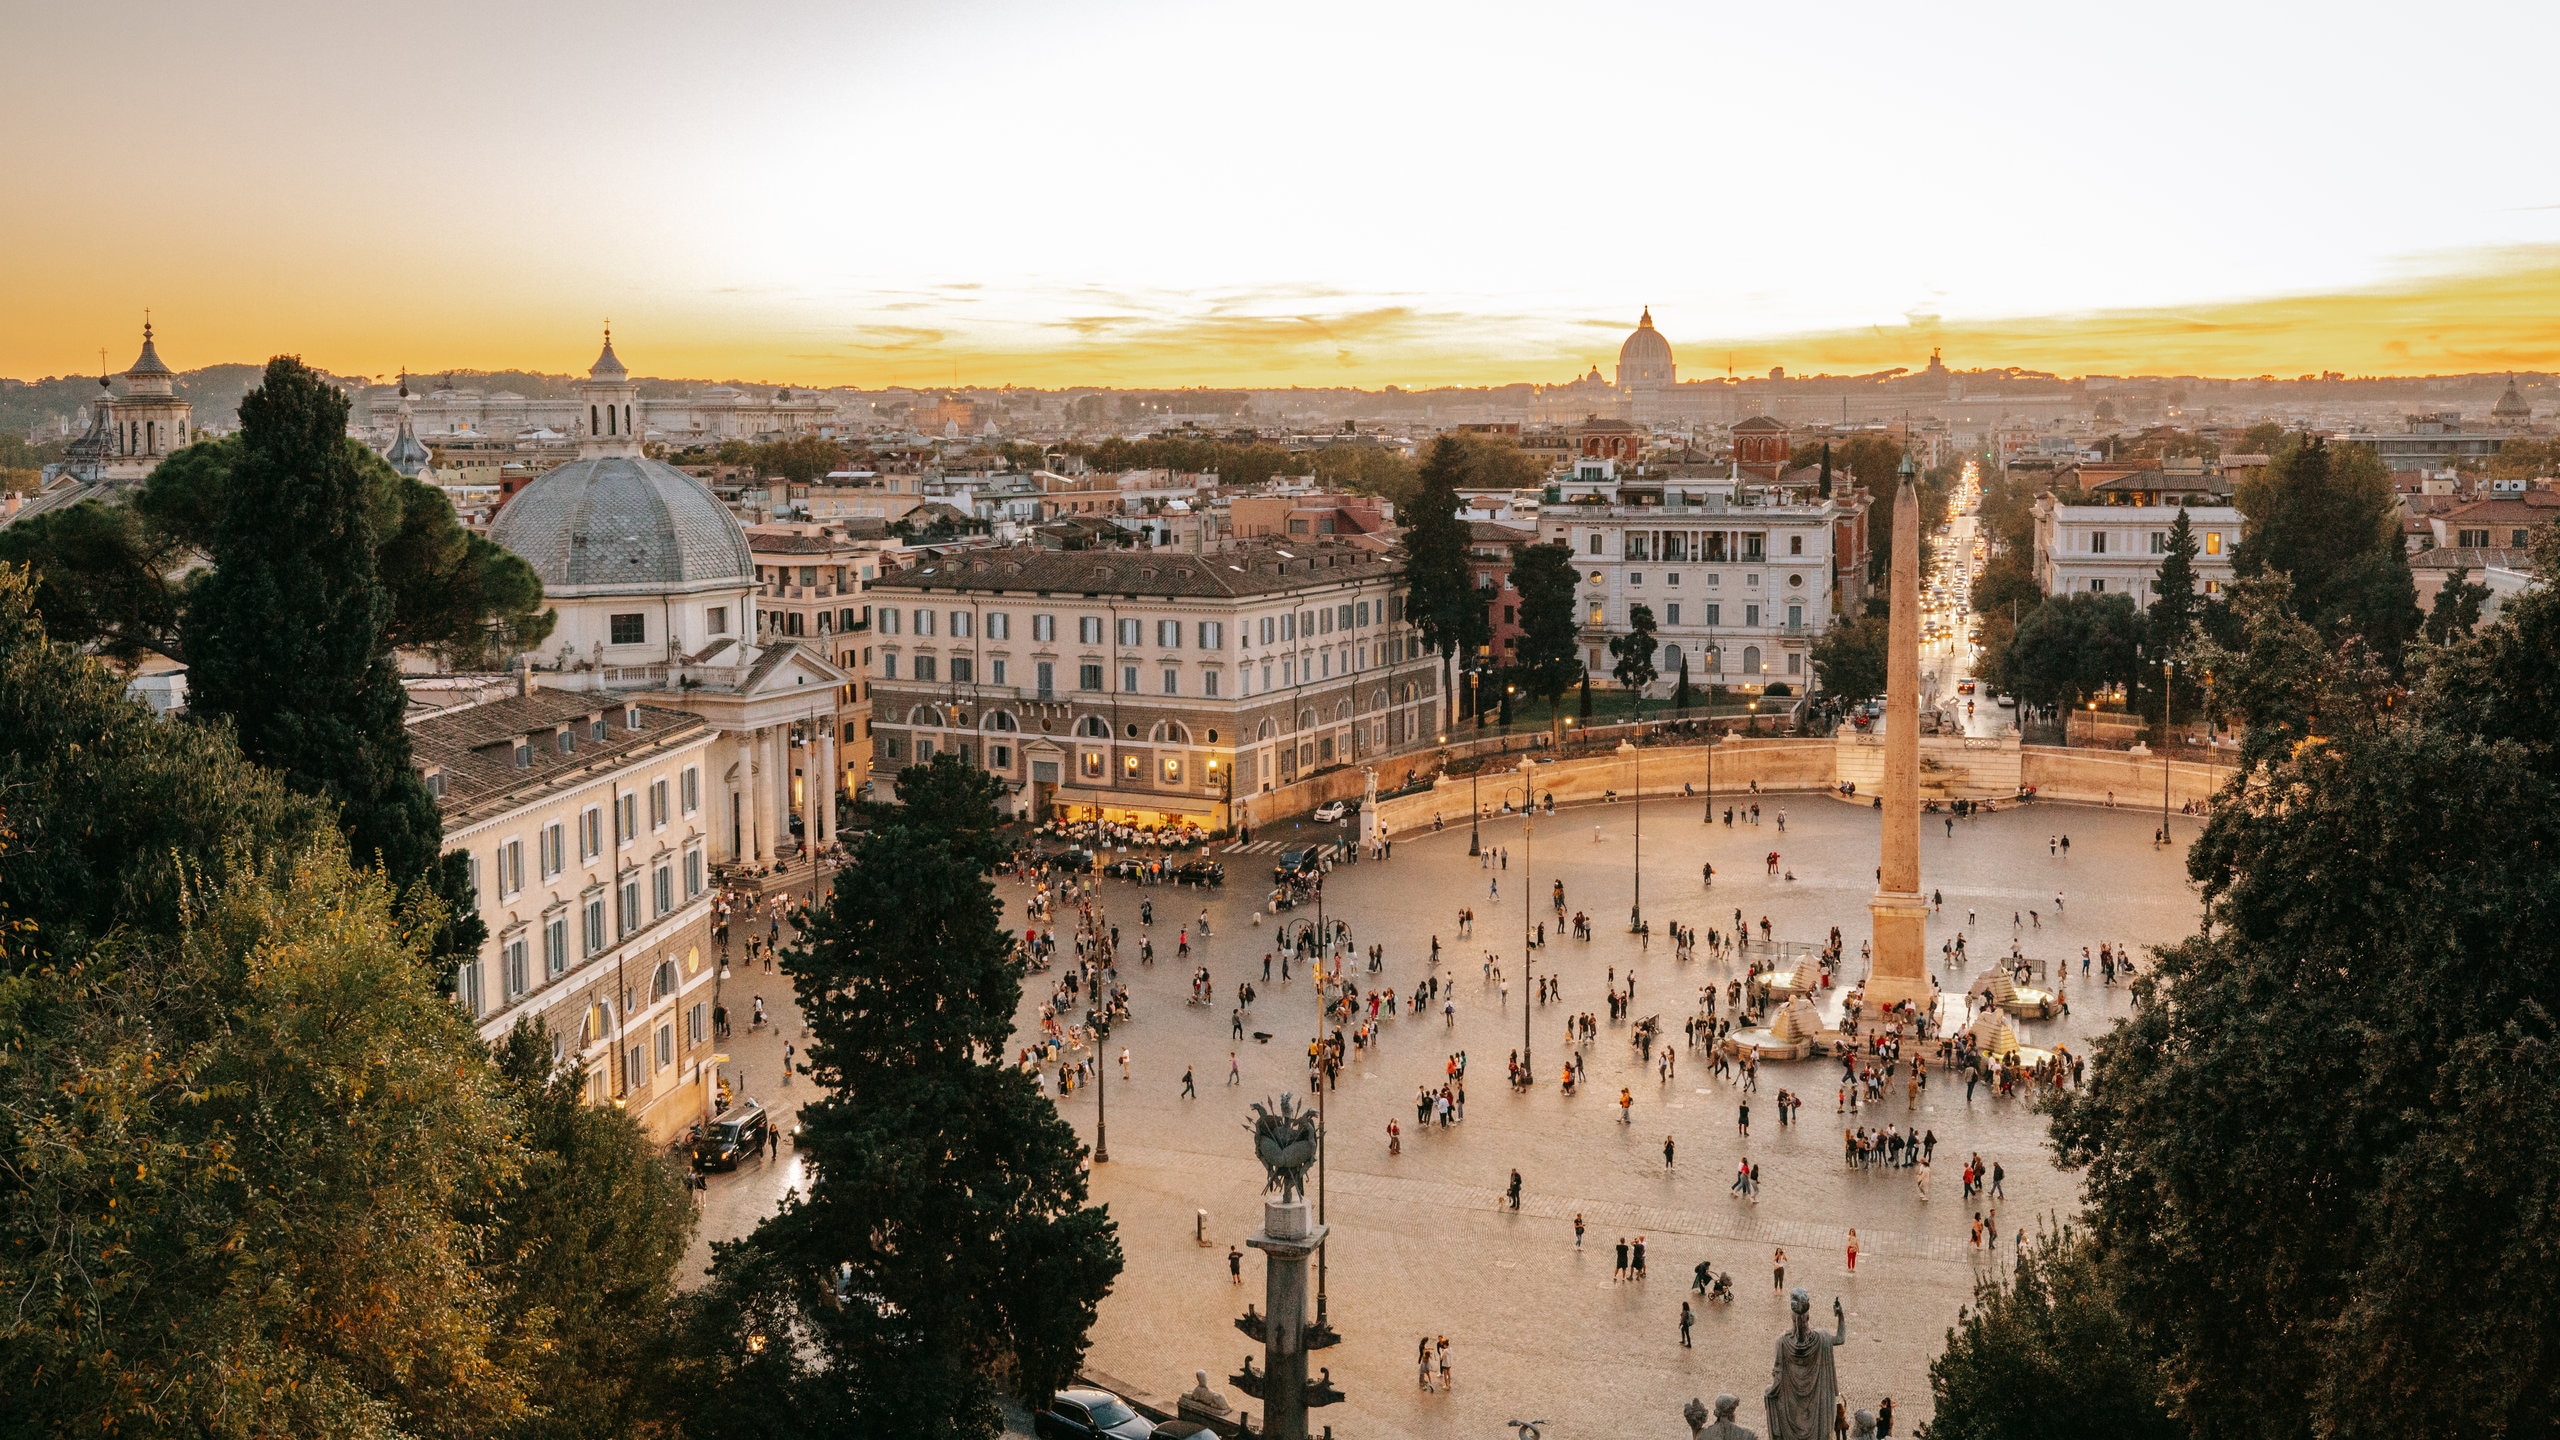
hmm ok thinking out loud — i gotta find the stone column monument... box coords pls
[1866,460,1931,1009]
[1235,1094,1338,1440]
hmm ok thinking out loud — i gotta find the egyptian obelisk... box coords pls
[1866,458,1930,1009]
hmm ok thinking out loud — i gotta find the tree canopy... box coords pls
[1607,600,1659,713]
[678,752,1121,1437]
[184,358,446,893]
[2231,434,2417,666]
[2038,522,2560,1439]
[0,560,696,1440]
[1810,612,1887,704]
[1993,591,2142,711]
[1402,436,1489,730]
[0,431,552,671]
[1507,540,1583,739]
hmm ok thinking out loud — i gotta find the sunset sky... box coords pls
[6,1,2557,388]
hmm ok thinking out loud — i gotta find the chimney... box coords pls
[515,655,538,698]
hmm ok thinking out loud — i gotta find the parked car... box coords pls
[1047,846,1098,873]
[691,1103,770,1171]
[1174,859,1225,887]
[1311,799,1349,823]
[1034,1387,1156,1440]
[1995,694,2017,708]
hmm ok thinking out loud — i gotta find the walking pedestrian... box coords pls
[1574,1212,1586,1247]
[1680,1300,1695,1347]
[1229,1245,1243,1283]
[1181,1066,1196,1098]
[1664,1134,1676,1168]
[1614,1237,1630,1280]
[1773,1246,1787,1292]
[1633,1235,1647,1279]
[1846,1228,1860,1274]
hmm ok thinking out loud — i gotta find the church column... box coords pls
[759,727,785,860]
[814,722,837,846]
[741,730,766,864]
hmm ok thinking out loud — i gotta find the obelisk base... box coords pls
[1864,890,1932,1009]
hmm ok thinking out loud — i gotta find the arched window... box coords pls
[983,710,1019,733]
[650,960,677,1002]
[1077,715,1109,738]
[585,1003,610,1044]
[1662,643,1684,673]
[1256,718,1277,741]
[1334,701,1352,722]
[1372,689,1388,712]
[1149,720,1192,744]
[1743,645,1761,675]
[1297,710,1317,733]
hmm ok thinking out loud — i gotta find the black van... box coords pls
[692,1102,771,1170]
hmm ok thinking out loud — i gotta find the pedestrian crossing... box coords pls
[1224,839,1292,855]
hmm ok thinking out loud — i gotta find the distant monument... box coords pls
[1235,1094,1336,1440]
[1764,1290,1846,1440]
[1865,457,1930,1008]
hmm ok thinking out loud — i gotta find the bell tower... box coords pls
[104,320,193,485]
[574,325,641,458]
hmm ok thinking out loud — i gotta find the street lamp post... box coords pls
[1312,882,1330,1330]
[2159,659,2176,842]
[1090,956,1110,1165]
[1518,756,1537,1083]
[1469,762,1482,857]
[1624,739,1642,932]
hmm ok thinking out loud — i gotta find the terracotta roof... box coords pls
[874,540,1400,599]
[408,689,710,830]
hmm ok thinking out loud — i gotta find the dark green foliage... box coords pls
[0,432,552,670]
[488,1021,697,1440]
[1607,601,1659,714]
[2231,435,2418,666]
[2045,524,2560,1439]
[0,566,536,1438]
[686,757,1121,1437]
[184,357,442,890]
[876,749,1012,870]
[1994,591,2142,711]
[0,499,190,665]
[1919,1228,2179,1440]
[0,564,332,954]
[1672,650,1694,713]
[1508,540,1582,736]
[2421,565,2491,644]
[1811,612,1887,704]
[1403,437,1487,728]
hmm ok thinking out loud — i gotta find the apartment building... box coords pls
[413,687,723,1146]
[1538,459,1870,695]
[2033,465,2240,607]
[865,539,1442,828]
[747,522,891,794]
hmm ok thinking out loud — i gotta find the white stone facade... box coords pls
[2032,499,2239,606]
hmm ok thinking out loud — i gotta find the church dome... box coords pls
[1617,307,1674,388]
[2493,375,2530,421]
[490,454,753,593]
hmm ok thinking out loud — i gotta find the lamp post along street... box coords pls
[2160,660,2175,840]
[1623,739,1642,931]
[1469,762,1481,857]
[1519,756,1538,1081]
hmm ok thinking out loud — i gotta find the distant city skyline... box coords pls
[7,2,2557,387]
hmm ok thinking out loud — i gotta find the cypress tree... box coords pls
[1402,437,1486,731]
[682,753,1122,1435]
[183,358,445,895]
